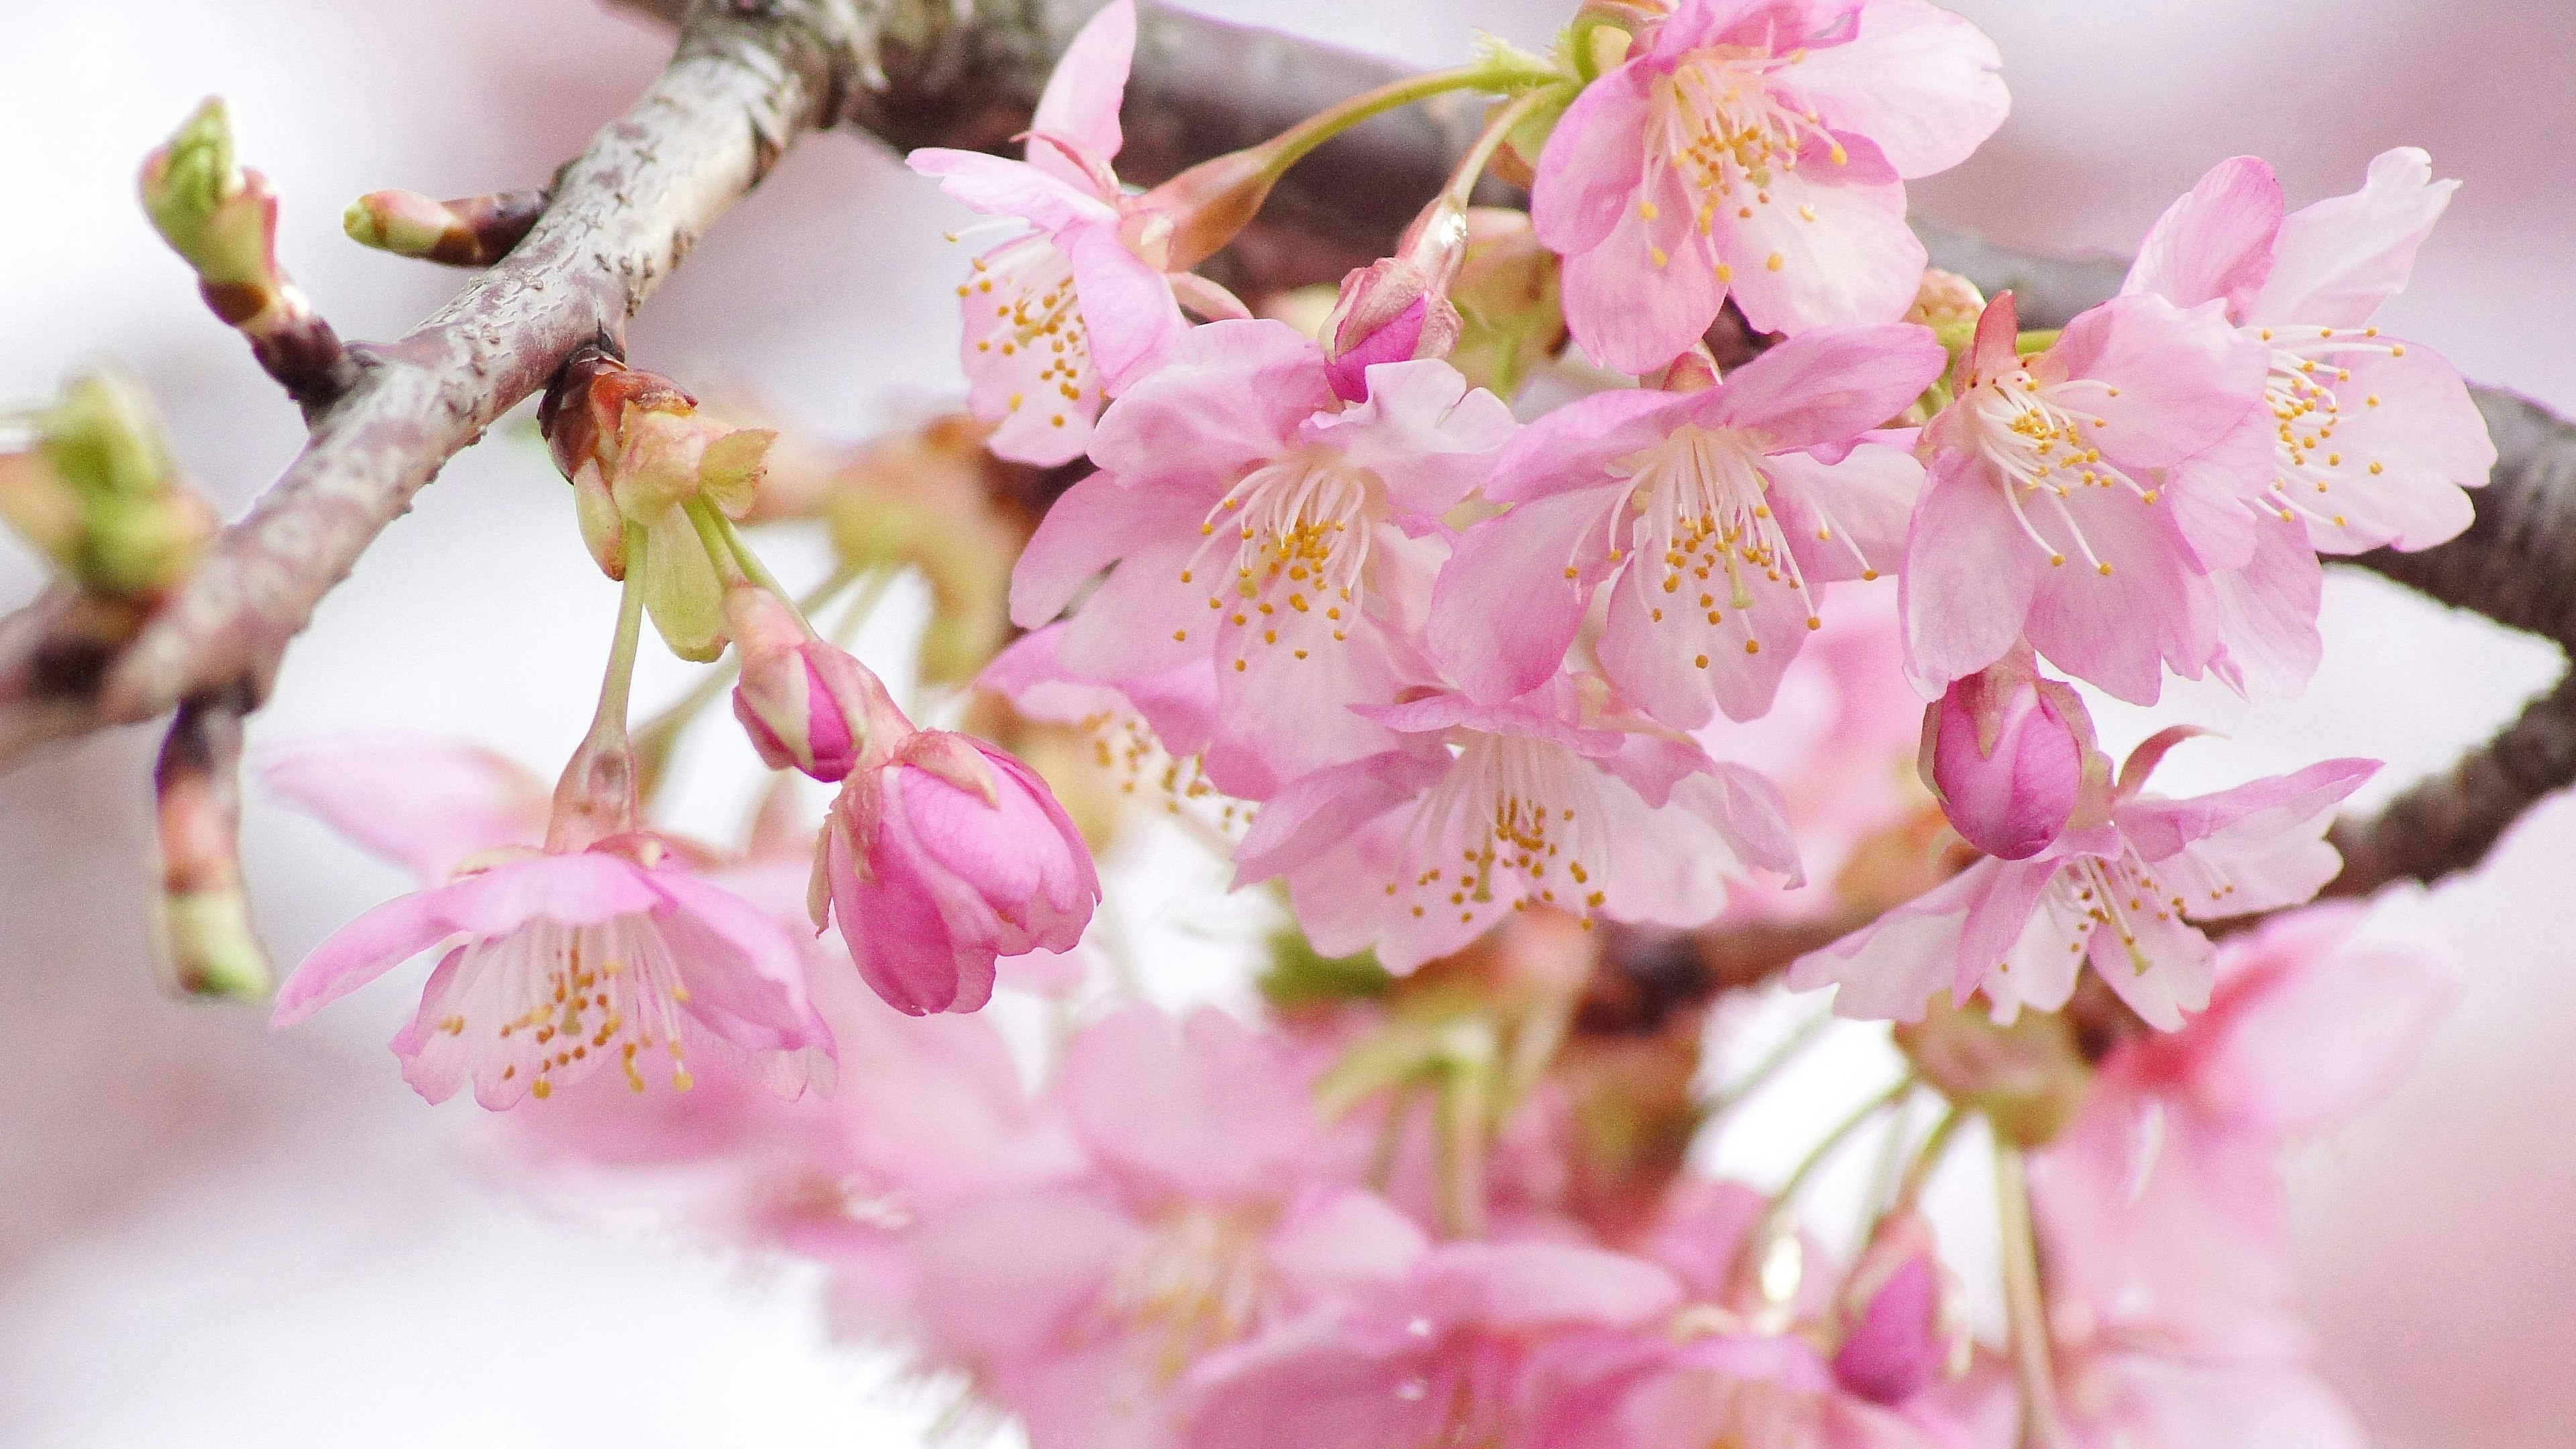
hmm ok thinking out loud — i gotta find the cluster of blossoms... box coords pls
[251,0,2498,1444]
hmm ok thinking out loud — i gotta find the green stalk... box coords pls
[1996,1145,2070,1449]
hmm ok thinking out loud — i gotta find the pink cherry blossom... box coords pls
[896,1006,1423,1448]
[2123,148,2495,555]
[1179,1238,1684,1449]
[814,723,1099,1016]
[1919,644,2095,861]
[1532,0,2007,371]
[1788,731,2376,1030]
[981,621,1276,804]
[1902,290,2286,704]
[274,835,833,1108]
[262,732,548,883]
[1009,318,1515,781]
[908,0,1220,465]
[1430,323,1944,727]
[1232,676,1800,973]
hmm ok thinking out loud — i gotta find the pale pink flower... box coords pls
[1917,644,2096,861]
[1430,323,1943,727]
[909,0,1239,465]
[814,722,1100,1016]
[1901,290,2284,704]
[1179,1239,1684,1449]
[2124,148,2494,556]
[1788,731,2375,1030]
[898,1006,1422,1448]
[1232,676,1800,973]
[981,621,1277,802]
[1531,0,2006,371]
[275,834,833,1108]
[1008,319,1515,782]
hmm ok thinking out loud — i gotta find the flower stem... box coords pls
[1440,87,1552,211]
[1996,1144,2070,1449]
[1896,1105,1971,1210]
[1260,60,1556,180]
[1772,1075,1915,1209]
[1702,1009,1834,1122]
[547,523,651,849]
[631,562,872,806]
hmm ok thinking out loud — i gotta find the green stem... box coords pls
[1260,62,1542,180]
[1896,1105,1970,1210]
[1996,1145,2070,1449]
[591,525,651,742]
[1703,1010,1833,1121]
[1772,1075,1914,1210]
[1432,1044,1493,1238]
[1440,87,1552,211]
[710,508,796,603]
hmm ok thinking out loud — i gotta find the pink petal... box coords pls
[1232,750,1446,885]
[1484,386,1688,506]
[905,148,1116,232]
[1430,486,1625,703]
[1008,466,1178,629]
[1027,0,1134,175]
[1707,323,1948,449]
[1057,539,1216,682]
[1562,200,1725,374]
[1599,545,1814,726]
[1767,440,1923,582]
[272,890,456,1026]
[2087,898,2218,1030]
[1713,133,1923,336]
[2048,294,2269,469]
[1409,1240,1683,1334]
[2019,487,2226,705]
[261,733,549,884]
[1307,358,1515,517]
[1062,1005,1318,1202]
[1771,0,2008,178]
[1530,60,1657,258]
[1787,859,1986,1022]
[1898,453,2043,694]
[1061,219,1183,392]
[2249,146,2457,330]
[2291,345,2491,555]
[649,871,821,1048]
[2206,515,2324,698]
[2121,156,2284,316]
[1087,318,1327,496]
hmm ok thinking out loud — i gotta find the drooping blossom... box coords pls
[896,1006,1423,1447]
[1179,1238,1684,1449]
[1431,323,1943,726]
[1901,290,2285,704]
[1788,729,2376,1030]
[1009,318,1514,780]
[274,828,833,1109]
[1917,643,2096,861]
[1531,0,2007,371]
[908,0,1242,465]
[812,680,1100,1017]
[2123,148,2494,557]
[1232,675,1799,973]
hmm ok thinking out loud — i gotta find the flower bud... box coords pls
[343,188,543,268]
[1127,147,1279,275]
[1894,995,2094,1148]
[1446,209,1565,400]
[140,98,293,329]
[1830,1209,1965,1404]
[1919,645,2093,860]
[0,369,216,599]
[813,725,1101,1016]
[1322,197,1468,402]
[724,584,888,783]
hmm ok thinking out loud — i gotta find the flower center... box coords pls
[2030,848,2204,981]
[445,914,695,1099]
[1640,46,1841,270]
[964,235,1097,433]
[1614,423,1851,633]
[1392,733,1610,926]
[1947,370,2139,575]
[1081,706,1248,835]
[2247,324,2408,531]
[1098,1203,1274,1379]
[1183,449,1380,663]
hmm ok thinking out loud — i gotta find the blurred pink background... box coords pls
[2,1,2570,1444]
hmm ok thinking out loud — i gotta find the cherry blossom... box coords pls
[1788,731,2375,1030]
[1532,0,2007,371]
[1901,289,2286,704]
[1009,318,1514,782]
[1430,322,1944,727]
[1232,676,1800,973]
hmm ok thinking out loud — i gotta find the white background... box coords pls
[3,1,2572,1444]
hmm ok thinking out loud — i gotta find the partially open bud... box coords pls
[0,369,216,599]
[140,99,288,325]
[1830,1208,1967,1404]
[725,584,893,784]
[1446,209,1566,400]
[1322,197,1468,402]
[1126,147,1279,275]
[541,353,776,661]
[1919,644,2096,860]
[343,188,543,268]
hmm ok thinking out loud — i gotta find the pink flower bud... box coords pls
[1830,1210,1960,1405]
[1919,646,2092,860]
[1322,198,1467,402]
[814,729,1100,1016]
[724,586,879,783]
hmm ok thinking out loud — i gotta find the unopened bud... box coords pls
[1831,1209,1966,1405]
[1644,344,1721,394]
[140,98,291,329]
[1,370,216,598]
[1322,198,1468,403]
[343,188,543,268]
[1130,148,1279,275]
[1895,996,2094,1148]
[725,584,891,783]
[1447,209,1566,400]
[1919,645,2095,860]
